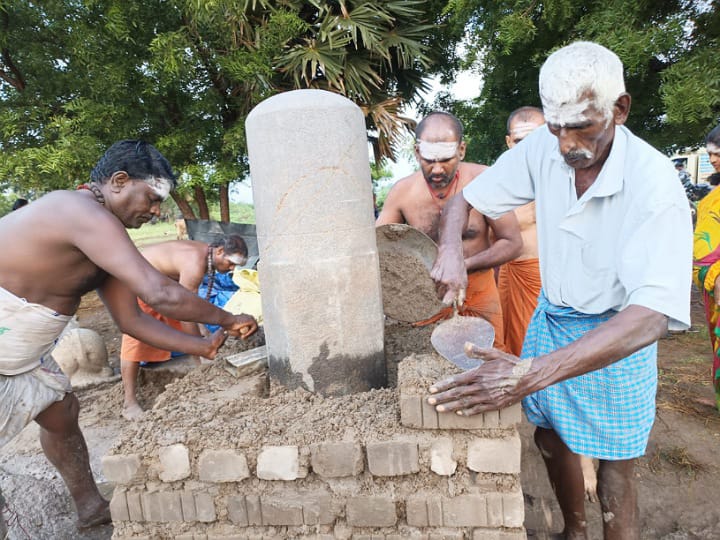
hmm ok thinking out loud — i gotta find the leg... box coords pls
[120,359,143,420]
[34,394,110,528]
[597,459,639,540]
[534,427,588,539]
[580,455,598,502]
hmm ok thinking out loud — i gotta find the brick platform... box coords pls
[104,355,525,539]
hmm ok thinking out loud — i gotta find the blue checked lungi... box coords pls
[521,291,657,460]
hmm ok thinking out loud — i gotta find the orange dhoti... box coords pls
[120,299,184,363]
[497,258,542,357]
[414,269,506,352]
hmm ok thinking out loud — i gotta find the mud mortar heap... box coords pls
[102,90,525,539]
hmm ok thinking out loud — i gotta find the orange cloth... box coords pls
[120,299,184,363]
[497,258,542,357]
[414,269,506,352]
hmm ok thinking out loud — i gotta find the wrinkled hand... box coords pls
[224,314,258,338]
[201,328,229,359]
[430,245,467,306]
[427,344,535,416]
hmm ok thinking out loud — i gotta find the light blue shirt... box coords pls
[463,124,692,330]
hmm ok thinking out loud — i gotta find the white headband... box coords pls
[417,140,458,161]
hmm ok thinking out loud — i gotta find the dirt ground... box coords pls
[1,290,719,539]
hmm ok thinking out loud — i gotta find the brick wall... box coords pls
[105,355,525,539]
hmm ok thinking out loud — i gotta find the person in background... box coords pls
[120,235,249,420]
[692,124,720,412]
[377,111,521,350]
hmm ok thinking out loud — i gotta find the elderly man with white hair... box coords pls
[428,41,691,539]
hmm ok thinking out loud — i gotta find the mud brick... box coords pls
[126,491,144,521]
[310,441,363,477]
[427,497,443,526]
[472,530,526,540]
[302,494,336,525]
[109,489,129,521]
[366,441,419,476]
[227,495,248,525]
[346,496,397,527]
[158,444,191,482]
[430,438,457,476]
[256,445,300,480]
[142,491,183,522]
[485,492,503,527]
[180,491,196,521]
[245,494,263,525]
[437,409,485,430]
[421,397,439,429]
[406,496,428,527]
[482,409,500,428]
[102,454,143,485]
[442,494,487,527]
[198,449,250,482]
[503,490,525,528]
[428,533,464,540]
[498,403,522,427]
[195,492,216,522]
[400,395,423,428]
[261,496,304,525]
[467,435,521,474]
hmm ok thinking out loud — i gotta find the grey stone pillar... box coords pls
[246,89,385,396]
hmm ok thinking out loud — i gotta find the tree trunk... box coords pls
[219,183,230,222]
[194,185,210,219]
[171,192,197,219]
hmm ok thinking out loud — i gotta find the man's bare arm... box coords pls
[428,305,667,415]
[98,277,227,357]
[375,181,407,226]
[464,212,522,272]
[430,193,472,304]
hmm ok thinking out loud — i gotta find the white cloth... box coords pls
[0,354,71,448]
[0,285,72,375]
[463,124,692,330]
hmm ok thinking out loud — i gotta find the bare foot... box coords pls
[122,403,144,421]
[77,497,111,529]
[580,455,598,502]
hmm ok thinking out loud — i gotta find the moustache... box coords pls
[563,149,594,162]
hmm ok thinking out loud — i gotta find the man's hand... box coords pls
[223,314,258,338]
[431,245,467,306]
[200,328,229,359]
[714,276,720,306]
[427,345,534,416]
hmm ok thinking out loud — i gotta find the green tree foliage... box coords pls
[430,0,720,164]
[0,0,436,219]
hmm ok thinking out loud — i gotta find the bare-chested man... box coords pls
[498,106,545,357]
[0,140,257,529]
[120,235,249,420]
[377,111,521,350]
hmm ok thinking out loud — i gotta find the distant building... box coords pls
[671,149,714,184]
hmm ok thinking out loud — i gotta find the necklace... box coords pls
[77,183,106,206]
[205,246,216,300]
[425,170,460,208]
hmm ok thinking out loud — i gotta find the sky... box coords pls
[231,73,481,204]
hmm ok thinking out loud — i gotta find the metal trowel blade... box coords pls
[430,315,495,370]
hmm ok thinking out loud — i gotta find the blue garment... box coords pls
[521,291,657,460]
[199,272,239,332]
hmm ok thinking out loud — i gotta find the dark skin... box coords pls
[429,94,666,540]
[0,171,257,528]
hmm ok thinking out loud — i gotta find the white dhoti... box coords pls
[0,286,72,447]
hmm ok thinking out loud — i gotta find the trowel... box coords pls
[430,307,495,370]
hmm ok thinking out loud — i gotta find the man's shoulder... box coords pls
[459,162,488,185]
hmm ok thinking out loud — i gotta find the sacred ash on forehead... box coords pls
[707,142,720,155]
[417,140,458,161]
[226,253,247,266]
[147,176,173,201]
[539,41,625,127]
[510,121,545,139]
